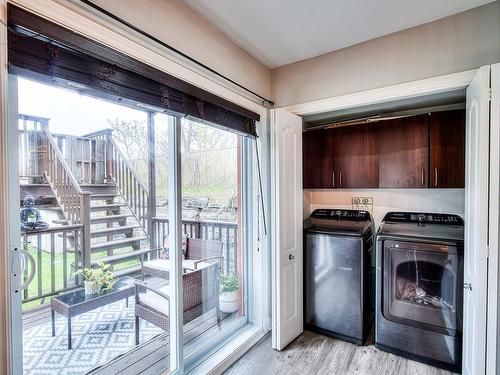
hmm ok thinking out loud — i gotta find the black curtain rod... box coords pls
[79,0,274,106]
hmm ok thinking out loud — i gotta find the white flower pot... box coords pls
[84,281,101,295]
[219,291,238,313]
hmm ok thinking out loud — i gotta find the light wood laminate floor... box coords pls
[224,331,455,375]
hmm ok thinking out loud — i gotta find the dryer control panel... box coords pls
[383,212,464,225]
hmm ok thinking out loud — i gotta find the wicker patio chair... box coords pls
[134,260,222,344]
[141,238,224,279]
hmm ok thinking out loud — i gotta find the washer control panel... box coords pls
[311,209,370,221]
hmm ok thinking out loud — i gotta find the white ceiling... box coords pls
[181,0,495,68]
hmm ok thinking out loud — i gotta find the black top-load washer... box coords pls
[304,209,374,345]
[375,212,464,372]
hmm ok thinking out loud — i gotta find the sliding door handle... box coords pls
[421,169,425,187]
[339,172,342,188]
[434,168,438,187]
[332,172,335,188]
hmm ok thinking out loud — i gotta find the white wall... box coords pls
[304,189,465,228]
[271,1,500,107]
[92,0,271,98]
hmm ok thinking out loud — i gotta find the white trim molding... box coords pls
[283,69,477,116]
[0,1,12,374]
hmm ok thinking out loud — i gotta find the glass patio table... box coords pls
[50,276,135,349]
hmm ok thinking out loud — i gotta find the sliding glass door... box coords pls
[6,8,264,373]
[8,73,261,375]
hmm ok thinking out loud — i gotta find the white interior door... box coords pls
[463,65,491,375]
[271,108,303,350]
[487,63,500,375]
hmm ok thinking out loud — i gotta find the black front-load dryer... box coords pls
[304,209,374,345]
[375,212,464,372]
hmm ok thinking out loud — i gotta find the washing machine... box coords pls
[304,208,374,345]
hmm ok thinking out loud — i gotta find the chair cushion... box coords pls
[138,284,170,315]
[183,260,211,271]
[143,259,170,272]
[142,259,211,273]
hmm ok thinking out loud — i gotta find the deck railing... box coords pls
[21,225,83,306]
[105,132,149,234]
[43,127,92,267]
[152,217,238,274]
[18,114,49,181]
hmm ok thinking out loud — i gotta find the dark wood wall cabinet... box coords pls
[302,109,465,189]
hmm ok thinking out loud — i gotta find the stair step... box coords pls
[113,265,142,278]
[80,183,115,187]
[39,194,56,200]
[53,219,69,225]
[91,236,147,253]
[91,248,152,265]
[90,194,118,201]
[91,225,139,238]
[90,204,126,212]
[91,214,131,224]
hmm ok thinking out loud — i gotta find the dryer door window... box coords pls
[382,240,463,335]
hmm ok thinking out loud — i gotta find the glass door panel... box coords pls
[180,118,250,365]
[11,76,180,374]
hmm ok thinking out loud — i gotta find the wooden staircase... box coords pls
[87,188,148,275]
[20,116,152,276]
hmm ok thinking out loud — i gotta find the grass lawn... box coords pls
[22,245,75,311]
[22,245,140,311]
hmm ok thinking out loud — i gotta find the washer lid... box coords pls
[304,209,373,237]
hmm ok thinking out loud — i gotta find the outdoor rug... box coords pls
[23,299,163,375]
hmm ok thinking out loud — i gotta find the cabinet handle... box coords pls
[332,172,335,188]
[434,168,438,187]
[339,172,342,188]
[421,169,425,187]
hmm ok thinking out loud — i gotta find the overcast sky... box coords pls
[18,77,149,136]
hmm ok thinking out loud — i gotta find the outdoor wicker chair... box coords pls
[134,260,222,345]
[141,238,224,279]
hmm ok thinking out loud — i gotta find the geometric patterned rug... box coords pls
[23,299,164,375]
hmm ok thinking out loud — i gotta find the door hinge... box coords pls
[489,88,492,101]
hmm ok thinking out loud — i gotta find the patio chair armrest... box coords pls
[134,280,170,301]
[194,256,224,269]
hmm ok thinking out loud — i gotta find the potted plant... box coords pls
[218,272,239,313]
[76,262,117,295]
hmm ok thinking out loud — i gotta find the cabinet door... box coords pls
[379,114,429,188]
[335,124,379,188]
[430,110,465,188]
[323,128,341,188]
[302,129,327,188]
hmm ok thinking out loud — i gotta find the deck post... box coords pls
[147,112,157,249]
[105,128,113,182]
[39,119,49,182]
[80,192,92,268]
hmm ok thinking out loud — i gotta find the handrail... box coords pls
[82,128,113,138]
[42,125,92,263]
[151,217,238,274]
[43,127,84,195]
[104,134,149,234]
[152,217,237,227]
[107,136,149,192]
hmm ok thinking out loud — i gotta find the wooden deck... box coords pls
[22,306,236,375]
[87,310,235,375]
